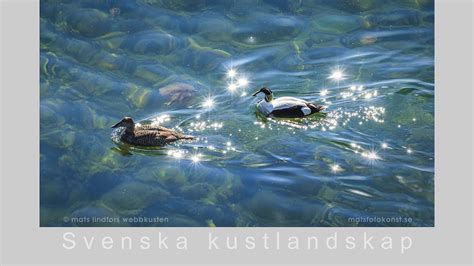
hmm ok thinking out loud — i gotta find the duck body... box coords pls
[253,87,324,118]
[112,117,193,147]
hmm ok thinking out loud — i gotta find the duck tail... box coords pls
[181,134,194,140]
[308,103,325,113]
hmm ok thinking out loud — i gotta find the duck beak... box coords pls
[111,121,122,128]
[252,90,261,96]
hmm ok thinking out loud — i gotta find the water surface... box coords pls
[40,0,434,227]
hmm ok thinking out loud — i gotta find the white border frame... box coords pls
[1,0,472,264]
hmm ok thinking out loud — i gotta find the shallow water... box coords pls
[40,0,434,227]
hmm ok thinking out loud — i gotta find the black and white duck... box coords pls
[252,87,325,118]
[111,117,193,147]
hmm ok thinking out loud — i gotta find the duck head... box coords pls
[252,87,273,102]
[112,117,135,133]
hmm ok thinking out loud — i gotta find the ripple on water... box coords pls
[40,0,434,227]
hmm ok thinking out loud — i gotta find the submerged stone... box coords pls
[101,181,170,216]
[362,10,421,29]
[195,15,234,42]
[133,64,172,84]
[61,8,112,38]
[120,31,186,55]
[40,99,67,130]
[313,14,361,34]
[135,165,188,187]
[180,183,215,200]
[41,128,76,149]
[159,82,197,106]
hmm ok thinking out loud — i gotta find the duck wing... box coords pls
[137,125,193,139]
[123,130,167,146]
[136,124,169,131]
[270,98,324,118]
[123,129,193,146]
[272,97,307,110]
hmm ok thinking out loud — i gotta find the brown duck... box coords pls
[111,117,193,146]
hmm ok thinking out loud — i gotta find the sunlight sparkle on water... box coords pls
[331,164,342,173]
[381,143,388,149]
[228,83,237,92]
[151,114,171,126]
[320,89,329,96]
[227,68,237,78]
[202,98,215,109]
[237,77,249,87]
[361,150,381,163]
[168,150,185,159]
[328,68,346,81]
[191,154,202,163]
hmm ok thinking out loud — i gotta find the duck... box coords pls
[252,87,325,118]
[111,117,193,147]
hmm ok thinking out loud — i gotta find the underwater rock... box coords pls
[178,200,237,226]
[144,0,232,12]
[341,27,433,48]
[101,181,170,216]
[41,128,76,150]
[149,0,205,11]
[241,154,271,168]
[195,14,234,42]
[40,99,67,131]
[179,183,215,200]
[313,14,361,34]
[164,215,203,226]
[124,86,160,108]
[159,82,197,106]
[123,82,197,109]
[304,32,339,48]
[233,15,303,44]
[276,53,305,71]
[40,18,59,46]
[120,31,186,55]
[54,35,102,64]
[40,2,68,22]
[41,24,129,73]
[248,193,286,220]
[263,0,303,13]
[57,133,125,179]
[133,64,172,84]
[40,178,70,206]
[53,101,114,129]
[116,18,153,34]
[362,10,421,29]
[40,205,72,226]
[340,31,379,48]
[60,8,112,38]
[319,0,378,13]
[398,0,434,10]
[244,191,317,224]
[135,165,188,187]
[178,47,231,73]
